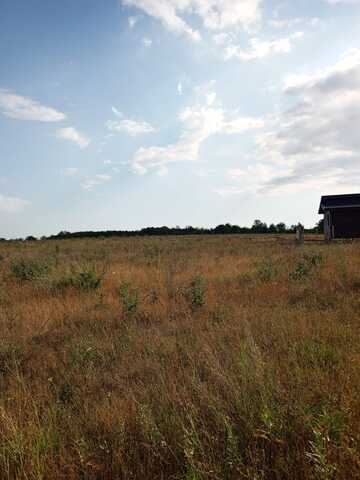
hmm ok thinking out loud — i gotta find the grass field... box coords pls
[0,235,359,479]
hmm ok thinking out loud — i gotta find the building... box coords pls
[318,194,360,241]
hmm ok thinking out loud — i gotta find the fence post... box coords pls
[296,224,304,244]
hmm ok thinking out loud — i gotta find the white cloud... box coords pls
[143,37,153,47]
[0,193,29,213]
[268,17,319,29]
[122,0,263,41]
[221,49,360,195]
[111,106,123,118]
[131,85,263,174]
[213,32,233,45]
[128,15,139,28]
[224,31,304,61]
[106,109,156,136]
[325,0,360,4]
[176,75,191,95]
[0,89,65,122]
[81,174,112,191]
[55,127,91,148]
[63,167,79,177]
[283,48,360,94]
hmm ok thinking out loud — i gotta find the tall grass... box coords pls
[0,236,359,479]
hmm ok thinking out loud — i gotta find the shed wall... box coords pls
[331,207,360,238]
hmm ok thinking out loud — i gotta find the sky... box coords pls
[1,0,360,238]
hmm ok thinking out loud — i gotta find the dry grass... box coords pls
[0,235,359,479]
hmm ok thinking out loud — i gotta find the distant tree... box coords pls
[252,219,268,234]
[268,223,277,233]
[276,222,287,234]
[214,224,226,234]
[316,219,324,234]
[57,231,71,239]
[25,235,37,241]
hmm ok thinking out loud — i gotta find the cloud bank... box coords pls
[132,85,264,174]
[123,0,262,41]
[106,109,156,136]
[0,193,29,213]
[220,49,360,195]
[0,90,65,122]
[55,127,91,148]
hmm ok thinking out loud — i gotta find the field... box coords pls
[0,235,359,479]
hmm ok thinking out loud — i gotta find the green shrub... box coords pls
[187,275,206,308]
[304,253,323,267]
[10,257,50,282]
[257,260,277,282]
[55,268,102,292]
[119,281,139,314]
[290,253,323,280]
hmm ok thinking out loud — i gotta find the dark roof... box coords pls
[319,194,360,214]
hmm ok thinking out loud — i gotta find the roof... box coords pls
[318,194,360,214]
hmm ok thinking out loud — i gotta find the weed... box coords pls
[0,343,24,375]
[119,281,139,314]
[147,289,160,305]
[290,252,323,280]
[295,340,341,369]
[55,268,102,292]
[58,382,75,405]
[211,304,229,324]
[10,257,50,282]
[257,260,277,282]
[187,275,206,308]
[237,272,254,286]
[68,340,101,369]
[306,409,344,479]
[303,253,323,267]
[223,417,241,473]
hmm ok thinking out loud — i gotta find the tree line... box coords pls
[3,219,323,242]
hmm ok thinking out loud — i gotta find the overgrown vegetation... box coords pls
[55,267,103,292]
[10,257,50,282]
[0,235,359,479]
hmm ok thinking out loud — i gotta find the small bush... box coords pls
[119,281,139,314]
[257,260,277,282]
[304,253,323,267]
[187,275,206,308]
[10,257,50,282]
[55,268,102,292]
[290,253,323,281]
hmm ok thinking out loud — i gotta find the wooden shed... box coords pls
[319,194,360,241]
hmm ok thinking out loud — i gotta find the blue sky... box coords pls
[1,0,360,237]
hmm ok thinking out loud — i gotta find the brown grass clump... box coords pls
[0,235,359,479]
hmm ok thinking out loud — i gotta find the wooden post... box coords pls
[324,211,331,242]
[296,223,304,244]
